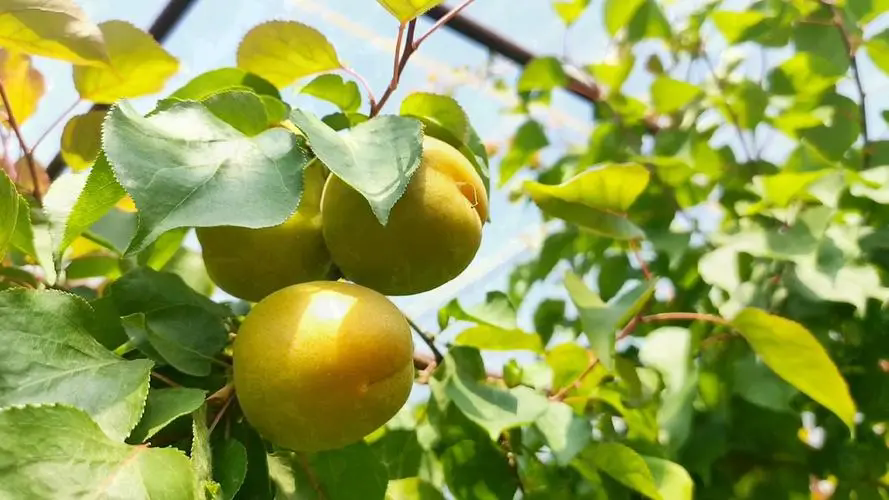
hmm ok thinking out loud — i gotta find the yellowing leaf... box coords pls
[236,21,340,88]
[72,20,178,103]
[60,110,104,171]
[523,164,649,239]
[0,49,43,124]
[0,0,108,65]
[117,195,137,213]
[731,308,857,433]
[377,0,444,22]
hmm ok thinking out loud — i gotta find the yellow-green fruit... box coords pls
[196,163,334,302]
[233,280,414,452]
[321,136,488,295]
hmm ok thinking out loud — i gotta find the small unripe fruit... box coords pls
[196,162,334,302]
[233,280,414,452]
[320,136,488,295]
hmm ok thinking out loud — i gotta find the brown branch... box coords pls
[413,0,476,48]
[641,312,730,325]
[628,240,652,281]
[297,452,327,499]
[341,66,376,113]
[825,1,870,168]
[150,371,181,387]
[0,80,42,205]
[208,391,234,434]
[550,350,598,402]
[405,315,444,364]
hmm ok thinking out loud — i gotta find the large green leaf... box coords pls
[102,98,310,254]
[236,21,340,88]
[377,0,445,22]
[0,404,196,499]
[129,387,206,443]
[604,0,646,35]
[369,429,423,480]
[108,267,227,318]
[730,308,857,432]
[270,442,389,500]
[72,20,178,103]
[434,347,549,439]
[524,163,649,239]
[0,288,152,441]
[0,169,18,259]
[213,439,248,500]
[0,0,109,65]
[534,401,591,466]
[169,67,280,101]
[564,271,656,371]
[455,325,543,353]
[441,439,518,500]
[573,442,661,499]
[41,153,126,260]
[642,456,694,500]
[290,109,423,225]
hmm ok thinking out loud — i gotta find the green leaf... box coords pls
[42,153,126,260]
[534,401,591,465]
[439,291,518,330]
[301,74,361,113]
[639,326,695,450]
[441,439,518,500]
[400,92,490,196]
[564,271,656,371]
[769,53,843,97]
[121,305,228,376]
[642,456,694,500]
[200,89,282,136]
[270,442,389,500]
[0,288,152,441]
[369,429,423,480]
[848,0,889,23]
[517,56,567,92]
[377,0,444,22]
[732,352,798,413]
[500,120,548,185]
[455,325,543,352]
[0,169,18,259]
[386,478,445,500]
[625,0,671,41]
[236,21,340,88]
[214,439,248,500]
[0,404,196,499]
[109,267,227,318]
[169,67,280,101]
[722,81,768,130]
[523,163,649,239]
[552,0,591,25]
[129,387,206,442]
[752,169,832,208]
[604,0,646,35]
[434,347,549,439]
[650,76,701,114]
[711,11,769,44]
[0,0,109,65]
[102,99,309,254]
[730,308,857,432]
[72,20,178,103]
[573,442,662,500]
[290,109,423,225]
[60,110,105,171]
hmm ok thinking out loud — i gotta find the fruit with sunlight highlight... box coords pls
[321,135,488,295]
[196,162,335,302]
[232,280,415,452]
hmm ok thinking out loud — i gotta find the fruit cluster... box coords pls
[197,136,489,452]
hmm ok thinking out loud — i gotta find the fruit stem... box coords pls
[405,315,444,364]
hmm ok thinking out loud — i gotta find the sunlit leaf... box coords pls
[523,163,649,239]
[60,110,105,171]
[711,11,769,44]
[169,67,280,101]
[0,0,109,65]
[517,56,567,92]
[604,0,646,35]
[642,456,694,500]
[301,73,361,113]
[0,48,43,124]
[573,442,662,500]
[552,0,590,25]
[0,169,18,259]
[730,308,857,433]
[650,76,700,113]
[377,0,445,22]
[237,21,340,88]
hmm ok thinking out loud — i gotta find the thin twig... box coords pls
[825,1,870,168]
[628,240,652,280]
[341,66,377,113]
[208,391,235,434]
[151,371,181,387]
[31,98,82,153]
[641,312,730,325]
[702,55,755,163]
[412,0,476,48]
[297,452,327,499]
[550,350,598,401]
[391,22,405,85]
[405,315,444,364]
[0,80,42,204]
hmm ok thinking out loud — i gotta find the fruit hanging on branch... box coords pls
[232,280,414,452]
[196,161,336,302]
[321,135,489,296]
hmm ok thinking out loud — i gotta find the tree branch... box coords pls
[825,2,870,168]
[405,315,444,364]
[341,66,377,113]
[641,312,730,325]
[0,80,42,205]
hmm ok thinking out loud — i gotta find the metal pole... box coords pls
[46,0,200,179]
